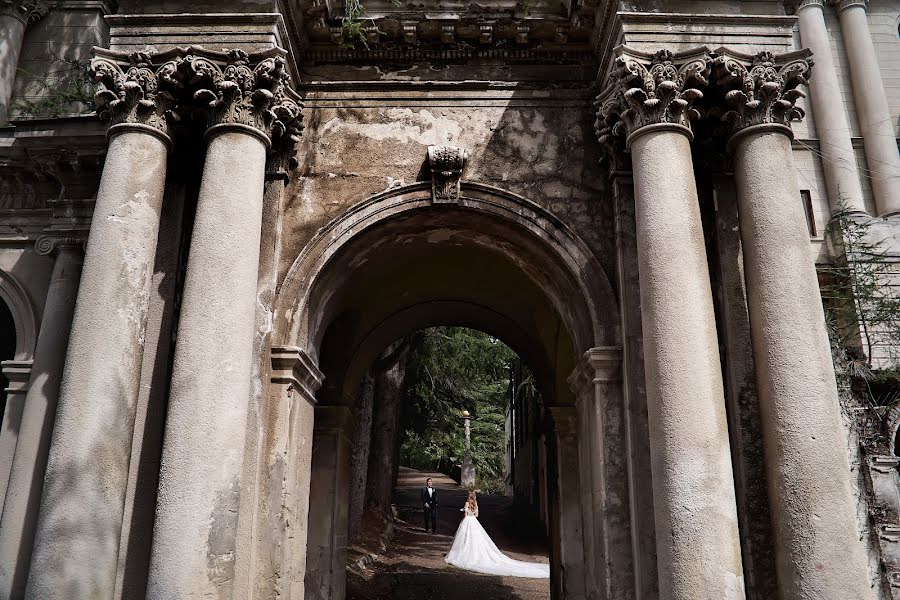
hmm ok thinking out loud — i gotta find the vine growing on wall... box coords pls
[822,200,900,421]
[12,49,95,119]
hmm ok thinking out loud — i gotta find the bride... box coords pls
[444,491,550,578]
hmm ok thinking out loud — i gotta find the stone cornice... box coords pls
[0,0,50,25]
[271,345,324,406]
[90,46,303,156]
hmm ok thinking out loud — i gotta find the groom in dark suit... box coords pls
[421,477,438,533]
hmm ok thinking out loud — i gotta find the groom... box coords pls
[421,477,438,533]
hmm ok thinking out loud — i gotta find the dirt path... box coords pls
[347,468,550,600]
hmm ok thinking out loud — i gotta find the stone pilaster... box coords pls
[0,1,50,123]
[547,406,586,600]
[829,0,900,216]
[0,234,83,600]
[0,359,32,511]
[789,0,867,214]
[25,50,176,600]
[568,347,632,600]
[306,406,353,600]
[717,49,875,600]
[271,347,323,599]
[146,47,302,600]
[598,47,746,600]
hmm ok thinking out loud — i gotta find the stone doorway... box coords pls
[270,182,626,600]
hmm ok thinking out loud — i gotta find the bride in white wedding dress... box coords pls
[444,492,550,578]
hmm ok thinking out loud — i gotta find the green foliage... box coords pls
[400,327,533,494]
[822,201,900,371]
[339,0,400,49]
[12,50,95,119]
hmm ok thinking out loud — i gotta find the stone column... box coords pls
[568,348,632,600]
[25,51,179,600]
[548,407,586,600]
[305,406,353,600]
[0,237,83,600]
[793,0,867,214]
[598,48,745,599]
[146,49,302,600]
[719,51,875,599]
[0,2,49,124]
[832,0,900,216]
[0,360,31,509]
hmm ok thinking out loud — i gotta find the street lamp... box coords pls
[461,409,475,488]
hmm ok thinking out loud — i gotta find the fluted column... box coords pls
[0,236,83,600]
[146,49,302,600]
[25,51,178,599]
[597,48,745,600]
[831,0,900,216]
[792,0,867,214]
[718,51,874,599]
[0,1,49,124]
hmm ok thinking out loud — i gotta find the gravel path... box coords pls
[347,468,551,600]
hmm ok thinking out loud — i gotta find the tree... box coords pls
[400,327,534,493]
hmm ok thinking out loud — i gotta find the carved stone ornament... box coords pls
[89,46,303,156]
[183,48,303,149]
[35,234,85,256]
[598,47,711,148]
[714,50,812,136]
[90,50,182,144]
[427,145,468,203]
[0,0,50,24]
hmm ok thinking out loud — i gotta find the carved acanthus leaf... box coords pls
[184,49,303,150]
[427,145,468,203]
[0,0,50,24]
[605,48,711,141]
[714,50,812,133]
[90,51,182,139]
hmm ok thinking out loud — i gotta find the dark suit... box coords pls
[421,486,438,532]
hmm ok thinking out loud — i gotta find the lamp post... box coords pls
[461,409,475,488]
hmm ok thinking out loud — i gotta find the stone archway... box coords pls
[271,181,627,600]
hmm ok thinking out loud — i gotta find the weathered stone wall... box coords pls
[277,80,615,291]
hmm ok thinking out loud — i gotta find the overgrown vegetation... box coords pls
[12,50,95,119]
[400,327,538,494]
[822,201,900,422]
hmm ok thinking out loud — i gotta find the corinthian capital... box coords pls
[90,50,183,145]
[0,0,50,24]
[599,47,711,148]
[714,50,812,136]
[182,48,303,151]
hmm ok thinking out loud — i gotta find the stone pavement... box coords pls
[347,468,550,599]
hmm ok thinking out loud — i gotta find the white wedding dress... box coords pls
[444,505,550,578]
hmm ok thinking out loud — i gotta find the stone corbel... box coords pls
[712,48,813,146]
[0,0,50,25]
[427,145,468,203]
[271,345,324,406]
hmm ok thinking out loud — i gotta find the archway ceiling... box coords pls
[311,208,582,407]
